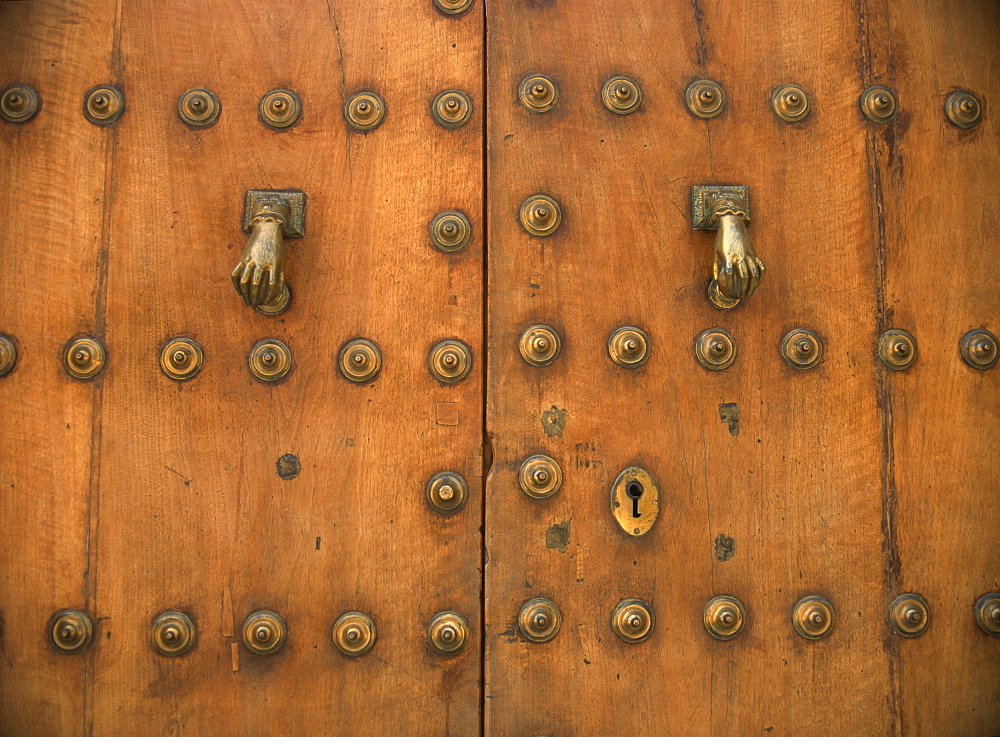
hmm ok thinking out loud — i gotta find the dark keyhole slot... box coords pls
[626,481,644,518]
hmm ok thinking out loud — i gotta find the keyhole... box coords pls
[626,481,644,518]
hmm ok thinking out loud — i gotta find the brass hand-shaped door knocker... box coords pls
[232,190,305,315]
[692,185,764,309]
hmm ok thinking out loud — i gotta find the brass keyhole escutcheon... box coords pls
[518,194,562,237]
[686,79,726,119]
[83,85,124,125]
[518,75,559,114]
[151,611,196,656]
[50,609,93,654]
[780,328,823,370]
[259,89,302,129]
[248,339,292,382]
[64,337,107,380]
[0,335,17,377]
[877,329,917,371]
[608,326,651,369]
[704,595,746,641]
[960,329,997,370]
[792,595,835,640]
[860,85,897,124]
[160,338,205,381]
[518,324,562,366]
[888,593,930,638]
[428,339,473,384]
[338,339,383,384]
[345,91,386,132]
[611,598,655,644]
[1,83,40,124]
[426,471,469,515]
[974,592,1000,636]
[242,610,287,655]
[429,211,473,253]
[332,612,377,657]
[601,76,642,115]
[944,90,982,129]
[771,83,811,122]
[518,454,563,500]
[431,89,473,129]
[427,611,470,655]
[518,598,562,643]
[177,88,221,128]
[610,466,660,537]
[432,0,474,16]
[695,328,737,371]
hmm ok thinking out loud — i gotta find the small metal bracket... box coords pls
[691,185,750,230]
[242,190,305,236]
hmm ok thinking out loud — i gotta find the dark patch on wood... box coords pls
[715,533,735,562]
[719,402,740,436]
[276,453,301,481]
[541,406,567,437]
[546,521,570,553]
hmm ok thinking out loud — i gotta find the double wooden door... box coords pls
[1,1,997,735]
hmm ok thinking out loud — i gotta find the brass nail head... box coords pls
[771,83,810,122]
[860,85,897,124]
[259,89,301,129]
[695,328,737,371]
[608,326,651,369]
[960,329,997,370]
[426,471,468,514]
[430,211,472,252]
[433,0,474,15]
[83,85,124,125]
[332,612,377,656]
[428,339,472,383]
[0,335,17,377]
[242,610,287,655]
[889,593,930,638]
[518,598,562,643]
[248,339,292,382]
[974,592,1000,636]
[64,337,106,380]
[427,611,470,655]
[518,454,563,499]
[151,611,196,656]
[601,76,642,115]
[519,194,562,237]
[518,75,559,113]
[338,339,383,383]
[878,329,917,371]
[177,88,221,128]
[944,90,982,129]
[704,595,746,640]
[160,338,204,381]
[792,595,835,640]
[686,79,726,119]
[345,91,386,132]
[50,609,93,654]
[432,89,473,129]
[518,324,562,366]
[1,84,40,124]
[612,598,655,643]
[780,328,823,370]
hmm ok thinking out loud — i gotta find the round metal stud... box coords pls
[695,328,736,371]
[259,89,301,129]
[960,329,997,370]
[159,338,204,381]
[518,75,559,114]
[427,611,470,655]
[780,328,823,370]
[0,335,16,377]
[877,329,917,371]
[50,609,93,654]
[944,90,982,129]
[518,454,563,499]
[431,89,473,129]
[83,85,124,126]
[254,285,291,316]
[518,324,562,366]
[428,339,472,384]
[338,339,383,384]
[771,83,810,122]
[429,211,472,253]
[704,595,746,641]
[248,339,292,382]
[518,194,562,237]
[64,337,106,380]
[686,79,726,119]
[601,76,642,115]
[345,91,386,132]
[177,88,221,128]
[151,611,196,656]
[792,595,835,640]
[974,592,1000,637]
[426,471,468,515]
[332,612,377,657]
[432,0,473,15]
[888,593,930,638]
[518,598,562,643]
[1,84,40,124]
[242,610,287,655]
[860,85,897,124]
[608,326,651,369]
[611,598,655,644]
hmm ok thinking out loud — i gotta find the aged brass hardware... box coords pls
[426,471,468,514]
[233,190,304,313]
[888,593,930,638]
[50,609,93,654]
[780,328,823,370]
[877,329,917,371]
[518,324,562,366]
[177,88,220,128]
[64,337,106,380]
[960,329,997,370]
[159,338,204,381]
[792,595,835,640]
[610,466,660,537]
[345,91,386,132]
[519,194,562,237]
[0,335,16,377]
[259,89,301,129]
[860,85,897,124]
[428,339,472,383]
[427,611,470,655]
[83,85,124,125]
[332,612,377,657]
[771,84,810,122]
[611,599,655,644]
[695,328,737,371]
[704,595,746,641]
[248,339,292,382]
[686,79,726,119]
[1,84,40,124]
[974,592,1000,636]
[151,611,196,656]
[518,598,562,643]
[429,211,472,252]
[338,339,382,383]
[242,610,287,655]
[944,90,982,129]
[608,326,650,369]
[432,89,473,129]
[518,454,562,499]
[692,185,763,309]
[433,0,473,15]
[518,75,559,114]
[601,76,642,115]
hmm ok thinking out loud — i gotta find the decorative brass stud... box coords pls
[518,75,559,114]
[960,329,997,370]
[426,471,468,515]
[944,90,982,129]
[695,328,736,371]
[431,89,473,129]
[259,89,301,129]
[338,339,383,383]
[0,335,16,377]
[888,593,930,638]
[792,595,835,640]
[429,211,472,252]
[345,91,386,132]
[611,598,655,644]
[50,609,93,654]
[151,611,196,656]
[771,84,810,122]
[1,84,40,124]
[610,466,661,537]
[242,610,287,655]
[686,79,726,119]
[428,339,472,383]
[518,194,562,237]
[83,85,124,125]
[608,326,650,369]
[518,454,562,499]
[248,339,292,382]
[877,329,917,371]
[780,328,823,370]
[704,595,746,641]
[974,592,1000,636]
[64,337,106,380]
[432,0,473,16]
[518,324,562,366]
[427,611,470,655]
[332,612,377,657]
[177,88,221,128]
[601,76,642,115]
[518,598,562,643]
[860,85,897,124]
[159,338,204,381]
